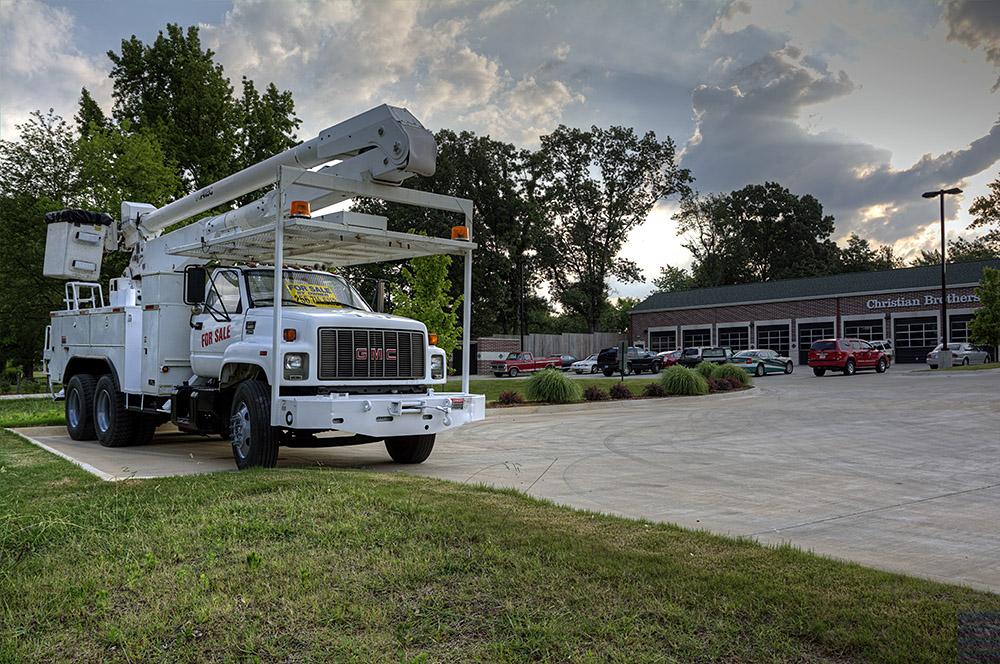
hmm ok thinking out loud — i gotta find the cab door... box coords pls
[190,268,245,378]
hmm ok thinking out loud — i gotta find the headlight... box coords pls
[284,353,304,370]
[431,354,445,380]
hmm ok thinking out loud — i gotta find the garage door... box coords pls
[682,328,711,348]
[798,321,835,365]
[844,319,884,341]
[718,326,749,351]
[650,330,676,353]
[757,324,790,358]
[894,316,937,364]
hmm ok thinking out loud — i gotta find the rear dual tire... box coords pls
[66,374,97,440]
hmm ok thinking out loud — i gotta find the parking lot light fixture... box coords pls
[921,187,963,368]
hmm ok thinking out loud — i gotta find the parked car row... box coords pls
[496,337,993,378]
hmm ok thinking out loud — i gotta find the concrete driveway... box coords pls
[13,366,1000,592]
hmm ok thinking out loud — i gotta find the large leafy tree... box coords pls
[835,233,904,273]
[968,267,1000,348]
[107,24,300,194]
[722,182,838,282]
[539,125,692,332]
[352,129,551,338]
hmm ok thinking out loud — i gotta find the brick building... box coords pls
[629,258,999,364]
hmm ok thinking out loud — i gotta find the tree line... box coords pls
[2,22,999,374]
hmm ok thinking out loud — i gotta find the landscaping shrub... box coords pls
[694,361,716,378]
[497,391,524,405]
[710,363,754,387]
[706,378,728,392]
[609,382,633,399]
[724,375,744,390]
[642,382,667,397]
[660,365,709,396]
[583,385,610,401]
[524,368,583,403]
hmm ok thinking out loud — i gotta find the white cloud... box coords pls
[0,0,110,137]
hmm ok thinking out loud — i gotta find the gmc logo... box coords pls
[355,348,397,361]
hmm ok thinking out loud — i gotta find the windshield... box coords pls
[505,352,521,360]
[246,269,371,311]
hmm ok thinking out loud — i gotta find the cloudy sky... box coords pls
[3,0,1000,299]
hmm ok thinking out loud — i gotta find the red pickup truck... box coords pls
[490,352,562,377]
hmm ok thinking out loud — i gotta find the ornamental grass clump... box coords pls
[609,382,633,399]
[660,365,709,396]
[583,385,610,401]
[496,391,524,405]
[695,361,717,378]
[524,368,583,404]
[710,363,754,387]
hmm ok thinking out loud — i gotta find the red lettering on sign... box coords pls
[201,325,231,347]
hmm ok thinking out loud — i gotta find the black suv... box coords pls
[597,347,663,376]
[677,347,733,368]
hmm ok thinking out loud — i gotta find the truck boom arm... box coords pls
[123,105,435,246]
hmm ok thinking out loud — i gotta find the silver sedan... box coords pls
[926,342,991,368]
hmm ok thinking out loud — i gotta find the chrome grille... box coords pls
[318,328,425,380]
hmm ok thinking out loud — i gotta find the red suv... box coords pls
[807,338,888,376]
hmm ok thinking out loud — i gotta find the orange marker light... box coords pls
[289,201,311,218]
[283,328,297,342]
[451,226,469,241]
[429,333,438,345]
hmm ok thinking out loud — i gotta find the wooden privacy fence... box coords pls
[483,333,627,359]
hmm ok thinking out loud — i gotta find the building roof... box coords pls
[632,258,1000,313]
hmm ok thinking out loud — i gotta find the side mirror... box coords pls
[184,265,207,304]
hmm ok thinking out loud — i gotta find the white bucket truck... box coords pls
[43,105,485,469]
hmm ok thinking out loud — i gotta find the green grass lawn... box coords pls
[0,397,64,427]
[1,428,998,662]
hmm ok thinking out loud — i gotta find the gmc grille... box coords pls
[317,328,425,380]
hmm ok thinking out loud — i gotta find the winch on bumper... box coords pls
[276,391,485,436]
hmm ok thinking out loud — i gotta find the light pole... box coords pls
[921,187,962,367]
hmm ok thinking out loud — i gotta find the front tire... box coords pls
[962,357,969,366]
[813,367,826,377]
[94,374,136,447]
[493,372,504,378]
[755,363,766,378]
[508,367,519,378]
[229,380,279,470]
[875,358,888,373]
[843,360,856,376]
[385,434,435,464]
[65,374,97,441]
[784,361,794,374]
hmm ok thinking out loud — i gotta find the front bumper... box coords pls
[276,391,486,436]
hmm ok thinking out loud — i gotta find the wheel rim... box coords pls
[756,364,765,377]
[95,389,111,434]
[67,389,81,428]
[231,403,252,460]
[786,362,793,374]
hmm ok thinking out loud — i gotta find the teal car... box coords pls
[730,349,794,377]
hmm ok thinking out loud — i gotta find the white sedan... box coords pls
[571,354,600,374]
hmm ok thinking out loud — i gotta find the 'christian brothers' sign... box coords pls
[866,293,981,309]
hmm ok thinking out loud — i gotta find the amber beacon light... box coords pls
[289,201,311,218]
[451,226,469,241]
